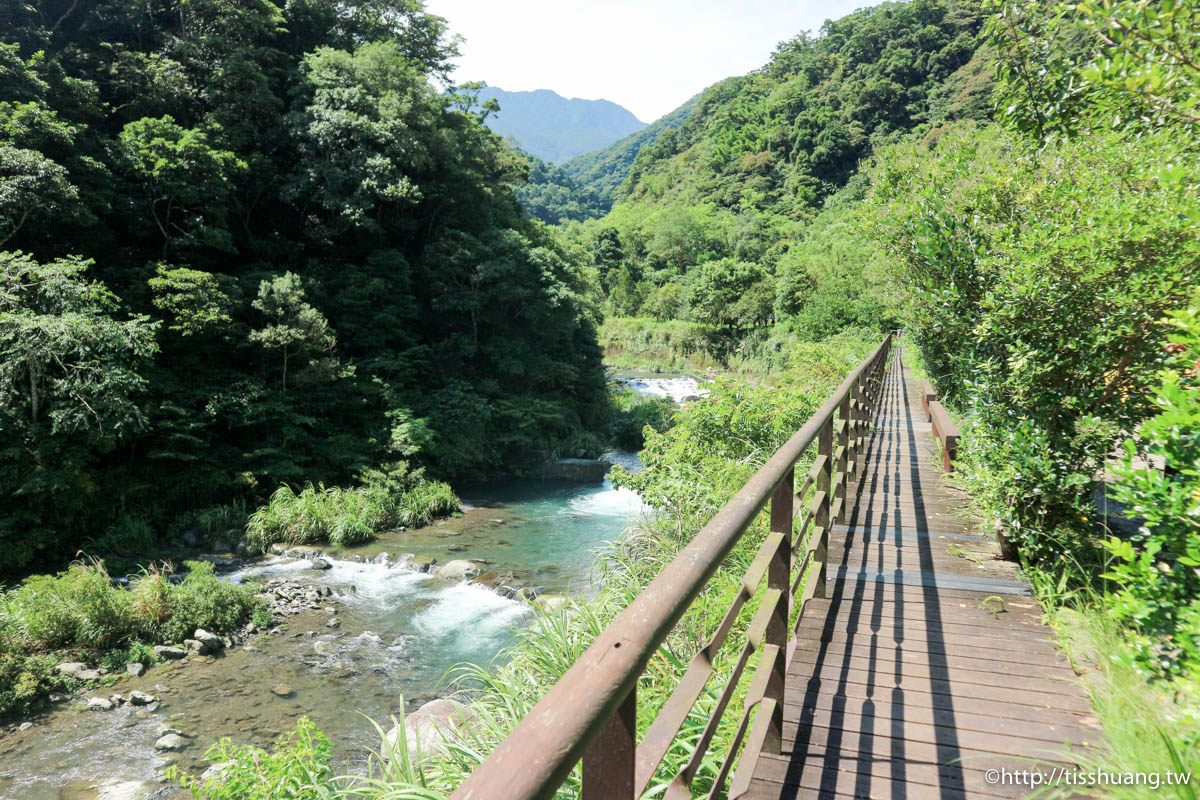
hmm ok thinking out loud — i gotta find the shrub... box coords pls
[609,393,674,451]
[0,559,261,716]
[1101,306,1200,678]
[864,123,1199,560]
[170,717,340,799]
[245,468,460,553]
[151,561,264,642]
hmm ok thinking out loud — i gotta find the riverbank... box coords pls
[0,456,648,798]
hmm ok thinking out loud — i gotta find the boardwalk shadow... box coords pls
[774,346,967,800]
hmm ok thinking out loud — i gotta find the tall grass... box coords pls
[244,472,459,553]
[1025,566,1200,799]
[0,559,263,715]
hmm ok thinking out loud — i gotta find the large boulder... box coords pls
[541,458,610,482]
[57,662,102,681]
[86,696,114,711]
[153,645,187,660]
[385,698,476,760]
[193,628,224,652]
[154,733,189,751]
[436,560,482,581]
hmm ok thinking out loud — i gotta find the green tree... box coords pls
[0,252,158,567]
[249,272,336,391]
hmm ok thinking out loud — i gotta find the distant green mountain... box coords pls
[561,97,698,212]
[480,87,646,164]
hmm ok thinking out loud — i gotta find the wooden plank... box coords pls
[789,628,1074,669]
[791,676,1100,728]
[750,754,1026,800]
[786,640,1079,681]
[786,696,1099,746]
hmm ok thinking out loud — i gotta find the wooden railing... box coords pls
[450,334,894,800]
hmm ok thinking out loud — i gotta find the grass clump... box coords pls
[0,559,264,716]
[175,709,448,799]
[244,465,459,553]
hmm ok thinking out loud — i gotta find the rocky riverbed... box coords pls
[0,463,645,799]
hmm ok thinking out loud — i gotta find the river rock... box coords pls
[87,696,115,711]
[471,572,500,588]
[126,662,146,677]
[313,640,334,655]
[56,662,102,681]
[270,683,294,697]
[129,690,156,706]
[154,733,189,751]
[536,594,568,612]
[201,760,235,782]
[541,458,610,482]
[408,555,436,572]
[436,559,482,581]
[194,628,224,652]
[385,698,477,760]
[310,557,331,570]
[18,722,32,732]
[153,645,187,660]
[92,779,159,800]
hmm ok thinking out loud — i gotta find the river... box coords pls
[0,378,702,799]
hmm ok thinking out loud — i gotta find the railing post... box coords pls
[835,392,850,524]
[814,421,833,598]
[766,471,792,753]
[583,687,636,800]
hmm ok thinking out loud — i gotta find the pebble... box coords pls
[270,684,294,697]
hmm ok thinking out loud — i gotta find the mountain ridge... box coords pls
[480,87,646,164]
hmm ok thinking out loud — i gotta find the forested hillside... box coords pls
[0,1,608,570]
[569,0,992,337]
[478,87,646,163]
[560,97,698,212]
[511,152,608,224]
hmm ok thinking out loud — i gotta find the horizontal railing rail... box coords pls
[451,333,895,800]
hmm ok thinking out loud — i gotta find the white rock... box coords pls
[57,662,102,681]
[129,690,156,706]
[436,559,482,581]
[153,645,186,660]
[384,698,476,760]
[87,697,115,711]
[154,733,189,751]
[93,779,158,800]
[201,760,235,782]
[194,628,224,651]
[126,662,146,677]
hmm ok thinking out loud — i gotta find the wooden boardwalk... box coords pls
[744,347,1101,800]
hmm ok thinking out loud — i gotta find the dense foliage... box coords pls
[865,123,1197,561]
[0,0,608,570]
[1103,308,1200,678]
[865,0,1200,683]
[513,152,608,224]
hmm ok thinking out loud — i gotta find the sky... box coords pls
[423,0,868,123]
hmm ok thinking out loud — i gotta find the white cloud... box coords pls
[423,0,867,122]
